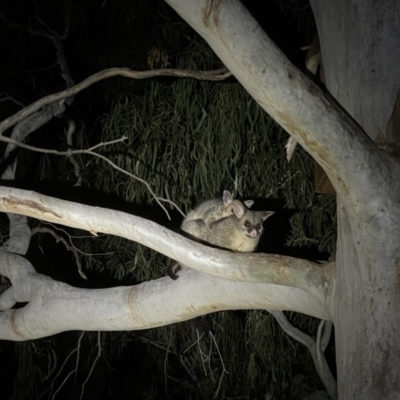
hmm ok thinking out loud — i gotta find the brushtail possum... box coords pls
[182,190,254,229]
[168,191,274,279]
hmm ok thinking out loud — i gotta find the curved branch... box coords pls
[1,102,65,161]
[0,67,231,135]
[0,254,330,341]
[269,311,337,399]
[318,319,333,353]
[0,187,334,310]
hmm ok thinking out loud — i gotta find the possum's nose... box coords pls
[249,228,258,238]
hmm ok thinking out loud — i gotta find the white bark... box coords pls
[0,252,329,341]
[2,214,31,255]
[2,103,65,160]
[0,187,333,306]
[0,186,333,342]
[270,312,337,400]
[309,1,400,398]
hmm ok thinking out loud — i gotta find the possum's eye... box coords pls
[244,221,251,228]
[256,224,260,230]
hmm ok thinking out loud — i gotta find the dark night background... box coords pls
[0,1,336,399]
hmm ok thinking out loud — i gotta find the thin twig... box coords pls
[0,92,25,108]
[80,332,102,400]
[37,339,79,400]
[197,329,208,376]
[209,331,229,399]
[31,226,87,279]
[0,134,185,218]
[74,332,85,386]
[64,118,82,186]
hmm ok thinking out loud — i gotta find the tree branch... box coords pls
[165,0,400,218]
[0,254,330,341]
[1,103,65,162]
[269,311,337,399]
[0,187,334,309]
[0,67,231,135]
[1,214,31,255]
[64,118,82,186]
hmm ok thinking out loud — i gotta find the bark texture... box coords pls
[311,0,400,140]
[310,1,400,397]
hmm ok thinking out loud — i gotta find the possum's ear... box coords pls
[244,200,254,208]
[259,211,275,221]
[232,201,245,219]
[222,190,233,206]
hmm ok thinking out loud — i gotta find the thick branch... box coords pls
[165,0,400,218]
[0,187,334,312]
[0,254,330,341]
[2,214,31,255]
[2,102,65,160]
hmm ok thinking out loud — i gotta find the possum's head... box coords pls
[232,201,274,239]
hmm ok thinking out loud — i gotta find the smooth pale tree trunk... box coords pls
[310,1,400,398]
[166,1,400,399]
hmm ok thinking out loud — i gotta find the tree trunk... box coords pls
[311,0,400,140]
[311,1,400,397]
[335,205,400,398]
